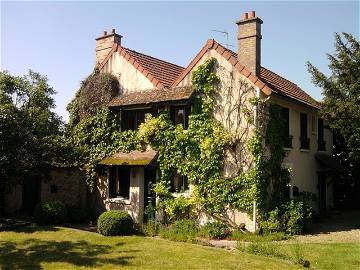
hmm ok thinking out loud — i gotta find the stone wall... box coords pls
[3,167,87,214]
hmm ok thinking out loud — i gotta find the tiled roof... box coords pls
[123,48,184,88]
[99,44,184,88]
[101,39,318,109]
[259,67,320,108]
[108,86,193,107]
[172,39,319,109]
[172,39,272,95]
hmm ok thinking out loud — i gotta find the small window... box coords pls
[121,110,152,131]
[311,115,317,134]
[280,107,292,148]
[317,118,326,151]
[170,105,190,129]
[109,166,130,199]
[171,174,189,193]
[300,113,310,149]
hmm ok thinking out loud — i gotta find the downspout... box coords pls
[253,86,260,231]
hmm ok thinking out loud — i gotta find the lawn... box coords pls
[0,226,359,270]
[0,226,298,270]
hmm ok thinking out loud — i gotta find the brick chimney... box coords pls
[95,29,122,65]
[236,11,263,75]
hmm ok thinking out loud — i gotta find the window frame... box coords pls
[108,166,131,199]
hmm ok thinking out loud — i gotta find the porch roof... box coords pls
[108,86,193,107]
[99,149,157,166]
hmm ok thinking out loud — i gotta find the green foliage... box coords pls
[0,70,70,202]
[97,210,134,236]
[67,69,119,129]
[66,71,135,189]
[163,196,194,222]
[142,220,159,237]
[260,200,312,235]
[232,231,290,242]
[199,221,230,239]
[159,219,199,242]
[307,33,360,161]
[238,241,310,268]
[34,201,67,225]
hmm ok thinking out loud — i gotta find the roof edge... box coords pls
[171,39,272,96]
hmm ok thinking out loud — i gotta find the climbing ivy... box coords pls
[139,58,290,225]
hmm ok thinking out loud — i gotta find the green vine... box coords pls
[139,58,290,224]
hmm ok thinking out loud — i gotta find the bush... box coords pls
[143,220,159,237]
[159,219,198,242]
[34,201,67,225]
[199,221,230,239]
[260,200,312,235]
[97,210,134,236]
[67,205,88,223]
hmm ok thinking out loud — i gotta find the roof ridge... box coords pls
[123,47,185,69]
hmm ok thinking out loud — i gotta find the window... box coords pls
[171,174,189,193]
[109,166,130,199]
[170,105,190,129]
[300,113,310,149]
[280,107,292,148]
[121,109,152,131]
[317,118,326,151]
[311,115,317,134]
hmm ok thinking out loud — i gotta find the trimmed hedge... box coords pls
[34,201,67,225]
[97,210,134,236]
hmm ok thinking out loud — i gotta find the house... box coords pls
[92,11,338,230]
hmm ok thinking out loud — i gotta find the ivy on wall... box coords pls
[138,58,290,225]
[69,59,290,224]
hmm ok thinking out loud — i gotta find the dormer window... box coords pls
[170,105,190,129]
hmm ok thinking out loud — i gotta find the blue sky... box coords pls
[1,1,359,121]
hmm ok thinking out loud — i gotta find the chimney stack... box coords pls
[95,29,122,65]
[236,11,263,75]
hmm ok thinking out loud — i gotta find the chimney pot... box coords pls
[242,12,248,20]
[112,29,116,34]
[249,11,256,18]
[103,31,107,36]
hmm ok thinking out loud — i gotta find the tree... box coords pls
[0,70,67,212]
[307,33,360,209]
[307,32,360,161]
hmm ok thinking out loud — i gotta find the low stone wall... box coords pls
[3,167,87,214]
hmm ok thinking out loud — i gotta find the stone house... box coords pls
[92,11,338,231]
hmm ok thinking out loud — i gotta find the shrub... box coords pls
[232,231,290,242]
[260,199,312,235]
[143,220,159,237]
[159,219,198,242]
[164,196,193,222]
[34,201,67,225]
[67,205,88,223]
[97,210,134,236]
[199,221,230,239]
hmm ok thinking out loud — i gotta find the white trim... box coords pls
[105,197,131,205]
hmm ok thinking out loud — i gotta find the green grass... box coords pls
[0,225,299,270]
[0,226,359,269]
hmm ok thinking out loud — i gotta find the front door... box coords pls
[144,166,157,222]
[22,177,41,215]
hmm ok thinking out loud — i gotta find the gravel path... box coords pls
[295,210,360,243]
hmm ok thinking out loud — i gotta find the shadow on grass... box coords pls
[7,225,60,233]
[0,238,134,270]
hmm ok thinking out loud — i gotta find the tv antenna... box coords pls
[211,30,234,49]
